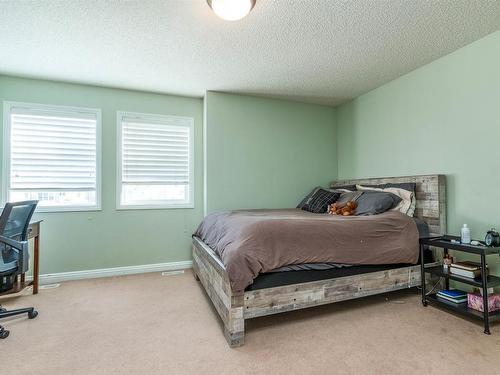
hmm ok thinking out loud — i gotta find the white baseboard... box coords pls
[28,260,193,285]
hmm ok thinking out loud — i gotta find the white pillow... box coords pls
[356,184,414,216]
[332,188,353,193]
[407,194,417,217]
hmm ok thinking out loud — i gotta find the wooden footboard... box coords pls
[192,237,245,347]
[193,236,436,347]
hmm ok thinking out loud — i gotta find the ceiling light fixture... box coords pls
[207,0,256,21]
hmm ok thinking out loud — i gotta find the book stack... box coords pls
[450,261,488,279]
[436,289,468,304]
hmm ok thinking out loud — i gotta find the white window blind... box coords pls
[117,112,194,208]
[3,102,101,211]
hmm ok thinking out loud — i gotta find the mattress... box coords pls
[246,218,431,291]
[246,250,433,291]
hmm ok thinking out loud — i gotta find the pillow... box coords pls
[358,182,417,217]
[297,186,347,209]
[359,182,416,193]
[407,195,417,217]
[335,191,364,206]
[297,186,321,209]
[357,184,414,216]
[354,191,402,216]
[300,188,341,213]
[330,184,357,191]
[332,188,351,193]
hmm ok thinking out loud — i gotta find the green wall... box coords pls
[3,31,497,277]
[0,79,338,275]
[0,75,204,274]
[336,31,500,274]
[204,91,337,213]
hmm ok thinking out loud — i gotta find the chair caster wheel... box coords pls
[422,300,428,307]
[0,307,6,313]
[28,310,38,319]
[0,327,9,339]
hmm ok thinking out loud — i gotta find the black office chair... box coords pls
[0,201,39,339]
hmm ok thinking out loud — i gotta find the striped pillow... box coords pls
[300,188,341,213]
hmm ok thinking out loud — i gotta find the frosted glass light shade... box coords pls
[207,0,256,21]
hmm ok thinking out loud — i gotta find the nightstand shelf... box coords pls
[426,293,500,322]
[420,235,500,335]
[424,265,500,288]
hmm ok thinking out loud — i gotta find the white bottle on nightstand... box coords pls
[461,224,471,244]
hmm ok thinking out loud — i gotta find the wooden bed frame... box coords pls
[192,174,446,347]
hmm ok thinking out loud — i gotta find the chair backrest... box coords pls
[0,201,38,241]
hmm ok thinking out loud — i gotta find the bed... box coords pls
[192,174,446,347]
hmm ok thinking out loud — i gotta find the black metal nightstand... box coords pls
[420,235,500,334]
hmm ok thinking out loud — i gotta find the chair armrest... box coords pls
[0,235,30,274]
[0,235,27,251]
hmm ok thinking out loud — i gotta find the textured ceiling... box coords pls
[0,0,499,106]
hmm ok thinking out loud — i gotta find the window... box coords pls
[117,111,194,209]
[2,101,101,212]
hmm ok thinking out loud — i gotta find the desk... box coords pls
[1,221,42,297]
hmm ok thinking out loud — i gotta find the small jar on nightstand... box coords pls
[443,254,452,270]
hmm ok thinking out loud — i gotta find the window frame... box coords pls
[116,111,194,210]
[2,101,102,213]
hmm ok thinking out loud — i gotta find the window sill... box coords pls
[34,205,102,213]
[116,203,194,211]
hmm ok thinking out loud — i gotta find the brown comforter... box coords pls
[194,209,419,292]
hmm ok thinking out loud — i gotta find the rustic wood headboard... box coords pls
[331,174,446,236]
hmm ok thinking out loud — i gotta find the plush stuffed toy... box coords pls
[327,201,358,216]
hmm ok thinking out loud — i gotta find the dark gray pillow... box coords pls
[336,191,364,206]
[355,191,402,216]
[300,188,341,213]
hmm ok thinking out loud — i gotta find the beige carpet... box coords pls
[1,270,499,375]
